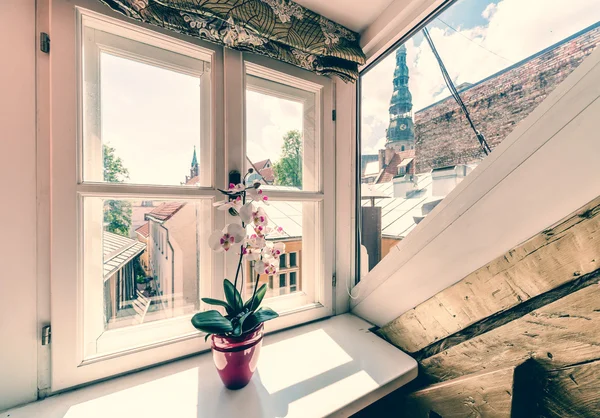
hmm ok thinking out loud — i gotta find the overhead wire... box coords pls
[422,27,492,155]
[436,18,513,64]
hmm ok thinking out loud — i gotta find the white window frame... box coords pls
[45,0,336,393]
[240,56,335,319]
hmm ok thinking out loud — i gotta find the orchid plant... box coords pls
[191,169,283,340]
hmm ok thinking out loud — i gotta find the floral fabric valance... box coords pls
[99,0,366,82]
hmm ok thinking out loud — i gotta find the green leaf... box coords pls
[224,279,243,313]
[204,333,212,342]
[231,310,253,337]
[201,297,234,315]
[191,310,233,335]
[244,284,267,312]
[242,307,279,333]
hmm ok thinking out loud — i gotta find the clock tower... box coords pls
[385,45,415,152]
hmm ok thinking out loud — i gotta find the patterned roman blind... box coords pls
[99,0,366,82]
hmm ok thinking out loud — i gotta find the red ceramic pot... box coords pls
[211,323,264,390]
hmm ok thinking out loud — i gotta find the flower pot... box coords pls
[211,323,264,390]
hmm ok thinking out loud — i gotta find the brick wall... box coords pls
[413,23,600,174]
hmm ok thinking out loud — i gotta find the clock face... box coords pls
[399,123,407,130]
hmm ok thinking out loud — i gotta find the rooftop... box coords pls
[146,202,186,222]
[103,231,146,279]
[135,222,149,239]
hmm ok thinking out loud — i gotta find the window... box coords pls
[243,59,333,315]
[279,254,287,268]
[79,16,214,358]
[289,252,297,267]
[358,0,600,278]
[290,271,298,293]
[48,6,333,391]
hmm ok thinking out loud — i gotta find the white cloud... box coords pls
[360,0,600,152]
[482,3,497,20]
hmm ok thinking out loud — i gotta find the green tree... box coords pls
[103,144,132,236]
[273,130,302,187]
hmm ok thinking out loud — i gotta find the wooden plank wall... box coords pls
[370,196,600,416]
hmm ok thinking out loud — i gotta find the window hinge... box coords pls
[40,32,50,53]
[332,109,336,121]
[41,325,51,345]
[332,274,337,287]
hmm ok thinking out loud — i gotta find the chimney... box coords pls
[385,148,395,165]
[393,172,417,197]
[378,149,386,171]
[431,164,471,197]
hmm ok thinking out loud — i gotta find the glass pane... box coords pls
[358,0,600,278]
[243,200,306,300]
[245,73,318,191]
[83,38,208,187]
[279,254,287,268]
[83,197,209,354]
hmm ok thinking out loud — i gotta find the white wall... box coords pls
[0,0,39,411]
[352,46,600,326]
[361,0,446,64]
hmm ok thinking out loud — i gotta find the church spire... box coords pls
[191,145,198,168]
[385,45,415,152]
[185,146,199,184]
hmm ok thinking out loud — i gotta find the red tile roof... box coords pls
[253,159,271,170]
[376,149,415,184]
[185,175,200,186]
[135,222,149,238]
[259,167,275,183]
[146,202,185,222]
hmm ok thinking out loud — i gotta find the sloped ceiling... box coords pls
[294,0,396,33]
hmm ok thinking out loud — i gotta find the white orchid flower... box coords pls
[228,183,246,193]
[263,241,286,258]
[253,224,272,237]
[213,196,243,212]
[255,256,279,275]
[239,203,268,227]
[208,223,246,252]
[247,186,269,205]
[239,203,254,224]
[242,234,266,261]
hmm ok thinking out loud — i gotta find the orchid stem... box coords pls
[249,273,260,311]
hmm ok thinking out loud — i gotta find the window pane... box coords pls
[279,254,287,268]
[82,27,210,187]
[359,0,600,277]
[289,252,297,267]
[279,274,287,289]
[245,73,319,191]
[83,197,210,355]
[243,200,308,301]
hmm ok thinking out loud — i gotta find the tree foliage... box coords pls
[273,130,302,188]
[103,144,132,236]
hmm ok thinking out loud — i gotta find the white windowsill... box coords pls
[3,314,417,418]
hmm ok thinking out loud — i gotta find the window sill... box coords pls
[4,314,417,418]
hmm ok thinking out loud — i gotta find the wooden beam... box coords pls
[540,359,600,417]
[379,196,600,353]
[420,284,600,382]
[396,361,544,418]
[414,268,600,360]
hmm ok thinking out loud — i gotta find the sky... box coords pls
[100,52,201,186]
[246,90,303,164]
[361,0,600,155]
[99,53,304,187]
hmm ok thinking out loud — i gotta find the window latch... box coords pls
[41,325,51,346]
[40,33,50,54]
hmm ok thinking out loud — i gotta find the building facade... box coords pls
[414,22,600,173]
